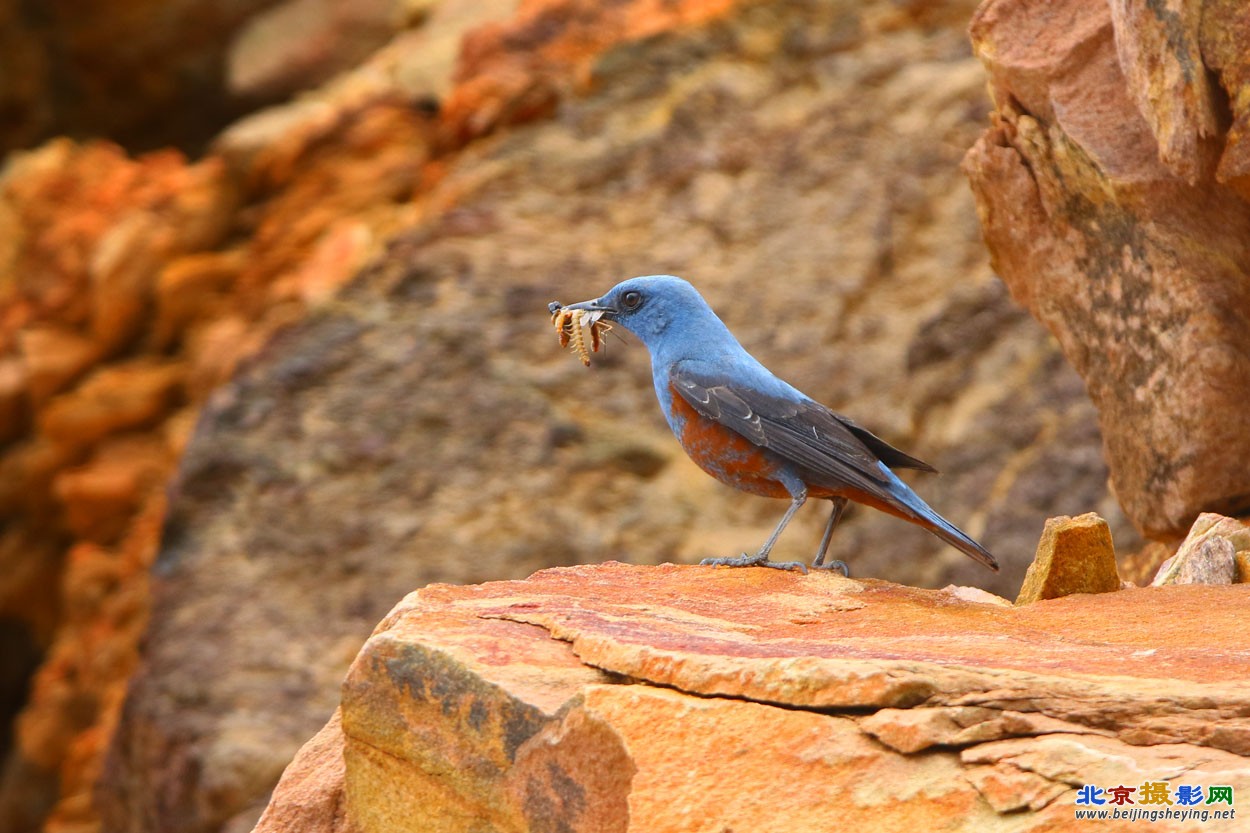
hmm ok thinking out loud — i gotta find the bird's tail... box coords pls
[874,465,1000,572]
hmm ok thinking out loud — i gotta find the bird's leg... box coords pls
[701,486,809,573]
[811,497,850,576]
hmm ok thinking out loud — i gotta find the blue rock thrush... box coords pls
[560,275,999,575]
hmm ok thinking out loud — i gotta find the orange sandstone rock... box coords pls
[1203,0,1250,199]
[964,0,1250,538]
[442,0,736,144]
[1237,552,1250,584]
[1015,513,1121,604]
[0,357,27,444]
[17,325,100,408]
[257,564,1250,833]
[38,359,184,451]
[153,250,246,350]
[252,710,357,833]
[0,59,438,833]
[53,435,172,544]
[24,493,166,833]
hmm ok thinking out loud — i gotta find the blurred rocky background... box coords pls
[11,0,1243,829]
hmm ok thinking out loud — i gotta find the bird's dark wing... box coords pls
[670,366,930,494]
[828,413,937,473]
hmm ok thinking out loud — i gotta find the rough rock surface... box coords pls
[226,0,409,101]
[0,72,437,833]
[85,0,1146,829]
[0,0,288,154]
[251,710,353,833]
[1015,512,1120,604]
[0,141,235,833]
[0,0,1147,830]
[1153,513,1250,587]
[0,0,469,156]
[0,3,524,828]
[256,563,1250,832]
[964,0,1250,539]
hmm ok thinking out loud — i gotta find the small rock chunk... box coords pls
[1152,513,1250,587]
[1015,513,1120,605]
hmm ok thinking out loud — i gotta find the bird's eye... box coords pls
[621,290,643,310]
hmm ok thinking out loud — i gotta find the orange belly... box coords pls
[669,392,792,498]
[668,387,876,502]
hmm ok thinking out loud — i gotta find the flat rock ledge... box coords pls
[254,563,1250,832]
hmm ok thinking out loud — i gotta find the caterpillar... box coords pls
[548,302,611,366]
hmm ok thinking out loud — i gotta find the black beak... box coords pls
[562,297,618,320]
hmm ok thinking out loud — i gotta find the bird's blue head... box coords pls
[563,275,732,360]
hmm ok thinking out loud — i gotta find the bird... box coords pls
[559,275,998,575]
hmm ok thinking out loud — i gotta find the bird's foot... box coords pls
[812,559,850,577]
[700,552,808,574]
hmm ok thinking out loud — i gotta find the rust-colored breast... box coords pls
[668,388,790,498]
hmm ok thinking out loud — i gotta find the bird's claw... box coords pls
[811,559,850,577]
[700,552,809,574]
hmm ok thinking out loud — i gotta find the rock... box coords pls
[1237,552,1250,584]
[182,316,259,403]
[98,0,1144,827]
[961,733,1248,819]
[0,18,445,833]
[17,326,100,408]
[1107,0,1220,185]
[254,563,1250,832]
[38,359,185,452]
[1015,513,1121,604]
[963,759,1070,814]
[456,566,1250,734]
[860,706,1104,755]
[1119,540,1176,587]
[1203,0,1250,200]
[1152,513,1250,587]
[52,435,172,544]
[214,0,522,175]
[228,99,430,301]
[0,439,77,521]
[15,495,166,833]
[940,584,1011,607]
[251,710,353,833]
[0,141,233,340]
[153,251,247,350]
[441,0,737,144]
[0,0,293,155]
[87,158,236,356]
[226,0,407,101]
[964,0,1250,538]
[0,358,28,444]
[0,526,63,645]
[0,141,239,831]
[338,582,616,833]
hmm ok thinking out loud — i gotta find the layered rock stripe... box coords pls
[257,563,1250,832]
